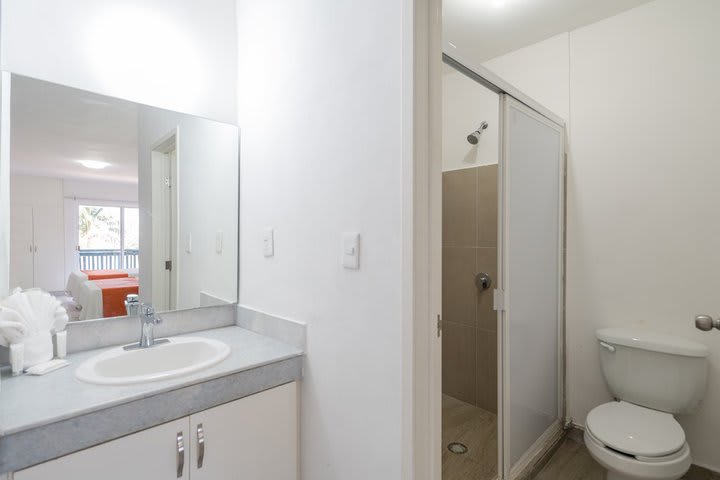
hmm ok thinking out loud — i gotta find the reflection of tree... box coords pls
[79,207,120,248]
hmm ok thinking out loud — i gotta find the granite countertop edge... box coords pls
[0,325,304,437]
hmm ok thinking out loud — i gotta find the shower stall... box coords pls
[440,53,566,480]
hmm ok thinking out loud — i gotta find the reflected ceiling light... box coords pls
[76,160,110,170]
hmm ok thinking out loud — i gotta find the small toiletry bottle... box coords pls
[10,343,24,376]
[54,331,67,359]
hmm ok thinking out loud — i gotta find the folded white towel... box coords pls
[23,331,54,367]
[25,358,70,375]
[0,288,69,368]
[0,306,28,346]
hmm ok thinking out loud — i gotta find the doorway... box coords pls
[440,56,566,480]
[150,130,179,312]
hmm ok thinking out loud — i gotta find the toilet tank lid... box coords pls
[596,328,708,358]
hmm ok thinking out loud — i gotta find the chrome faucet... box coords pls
[138,303,163,348]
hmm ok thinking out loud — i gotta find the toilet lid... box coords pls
[586,401,685,457]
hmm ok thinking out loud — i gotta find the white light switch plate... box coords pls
[215,231,223,254]
[342,232,360,269]
[185,233,192,254]
[263,228,274,257]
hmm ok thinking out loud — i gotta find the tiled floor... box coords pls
[442,394,498,480]
[442,396,720,480]
[534,435,720,480]
[532,436,603,480]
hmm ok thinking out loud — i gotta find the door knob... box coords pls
[475,272,492,291]
[695,315,720,331]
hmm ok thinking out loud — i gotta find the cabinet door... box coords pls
[31,205,66,291]
[190,382,298,480]
[14,418,190,480]
[9,205,34,290]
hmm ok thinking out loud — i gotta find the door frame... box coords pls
[150,128,180,311]
[0,71,11,296]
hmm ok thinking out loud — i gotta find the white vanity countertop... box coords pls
[0,326,303,436]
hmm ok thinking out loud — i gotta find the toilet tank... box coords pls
[597,328,709,414]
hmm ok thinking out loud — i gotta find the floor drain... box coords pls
[447,442,468,455]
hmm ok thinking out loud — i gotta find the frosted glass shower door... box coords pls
[499,95,564,478]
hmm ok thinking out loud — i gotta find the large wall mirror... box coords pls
[5,74,238,321]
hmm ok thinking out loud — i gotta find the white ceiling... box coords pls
[10,75,139,184]
[444,0,653,63]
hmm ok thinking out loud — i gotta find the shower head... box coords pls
[467,121,489,145]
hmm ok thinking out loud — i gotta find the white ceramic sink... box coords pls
[75,337,231,385]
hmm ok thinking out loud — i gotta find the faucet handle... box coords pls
[140,303,155,316]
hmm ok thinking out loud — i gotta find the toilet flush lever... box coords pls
[695,315,720,331]
[599,341,616,353]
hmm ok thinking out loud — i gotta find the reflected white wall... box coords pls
[0,73,9,296]
[138,107,238,310]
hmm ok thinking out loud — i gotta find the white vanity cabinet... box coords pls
[189,381,298,480]
[13,383,298,480]
[13,417,190,480]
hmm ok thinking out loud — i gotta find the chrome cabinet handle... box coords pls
[197,423,205,469]
[176,431,185,478]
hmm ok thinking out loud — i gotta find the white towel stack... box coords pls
[0,288,69,368]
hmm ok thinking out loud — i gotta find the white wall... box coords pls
[0,0,237,124]
[137,107,238,311]
[63,179,138,203]
[482,33,570,123]
[442,68,499,171]
[235,1,409,478]
[482,0,720,471]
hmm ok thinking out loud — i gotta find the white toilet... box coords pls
[584,328,709,480]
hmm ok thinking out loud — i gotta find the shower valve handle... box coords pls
[475,272,492,291]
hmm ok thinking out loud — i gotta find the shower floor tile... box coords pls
[442,394,498,480]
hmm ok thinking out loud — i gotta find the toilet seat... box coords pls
[584,428,691,480]
[586,401,685,457]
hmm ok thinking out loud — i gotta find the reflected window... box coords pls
[78,205,139,270]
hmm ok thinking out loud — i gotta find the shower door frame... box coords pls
[498,94,567,480]
[439,52,567,480]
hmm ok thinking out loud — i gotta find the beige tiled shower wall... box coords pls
[441,164,498,414]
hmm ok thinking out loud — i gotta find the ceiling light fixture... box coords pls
[76,160,111,170]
